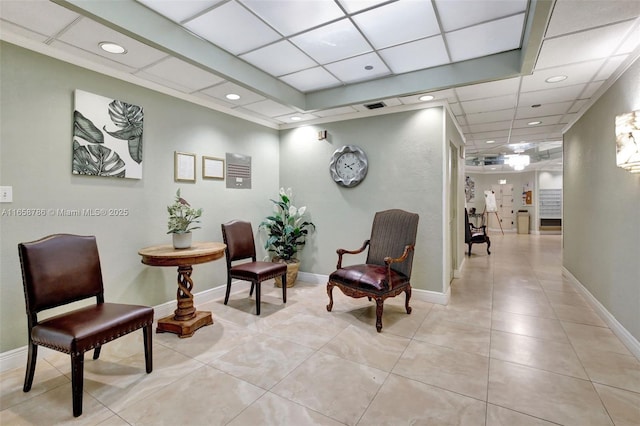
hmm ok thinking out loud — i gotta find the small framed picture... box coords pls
[202,156,225,180]
[174,151,196,182]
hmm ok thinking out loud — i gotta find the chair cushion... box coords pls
[230,261,287,281]
[329,264,409,292]
[31,303,153,355]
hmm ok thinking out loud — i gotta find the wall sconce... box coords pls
[615,110,640,173]
[505,154,530,171]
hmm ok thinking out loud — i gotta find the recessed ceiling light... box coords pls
[225,93,240,100]
[528,121,542,125]
[290,116,302,121]
[99,42,127,54]
[486,140,495,144]
[419,95,434,101]
[545,75,567,83]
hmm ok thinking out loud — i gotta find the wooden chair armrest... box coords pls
[384,244,415,282]
[336,240,370,269]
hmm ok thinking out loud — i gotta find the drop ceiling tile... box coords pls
[135,70,195,93]
[461,94,516,114]
[448,102,463,116]
[0,0,80,37]
[435,0,527,32]
[290,19,371,64]
[136,0,223,24]
[183,1,281,55]
[595,54,629,80]
[568,99,590,114]
[241,0,345,36]
[49,40,139,73]
[279,67,341,92]
[199,81,265,106]
[379,36,449,74]
[545,0,640,38]
[468,121,513,134]
[241,99,296,117]
[276,113,319,123]
[536,20,635,69]
[337,0,389,14]
[617,23,640,54]
[582,81,604,98]
[446,13,526,62]
[523,60,605,91]
[518,84,587,106]
[512,116,563,128]
[0,21,49,43]
[55,19,167,69]
[510,124,565,137]
[140,57,224,91]
[455,77,520,101]
[240,41,317,77]
[466,109,515,125]
[352,0,439,49]
[324,52,390,83]
[314,106,359,117]
[515,101,573,119]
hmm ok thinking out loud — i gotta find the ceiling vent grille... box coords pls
[364,101,386,110]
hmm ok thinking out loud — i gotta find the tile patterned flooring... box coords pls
[1,234,639,425]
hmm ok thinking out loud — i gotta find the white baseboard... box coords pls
[563,267,640,360]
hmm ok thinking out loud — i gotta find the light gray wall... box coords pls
[563,57,640,341]
[0,42,280,352]
[279,106,463,294]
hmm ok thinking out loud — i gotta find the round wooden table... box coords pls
[138,241,226,338]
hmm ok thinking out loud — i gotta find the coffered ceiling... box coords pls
[1,0,639,172]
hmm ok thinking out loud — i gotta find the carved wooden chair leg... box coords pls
[486,238,491,254]
[405,287,412,314]
[375,298,384,332]
[326,283,334,312]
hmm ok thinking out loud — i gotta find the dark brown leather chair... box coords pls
[221,220,287,315]
[18,234,153,417]
[465,208,491,256]
[326,209,419,332]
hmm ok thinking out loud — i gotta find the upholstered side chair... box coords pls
[326,209,419,332]
[221,220,287,315]
[18,234,153,417]
[464,208,491,256]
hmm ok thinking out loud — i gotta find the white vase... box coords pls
[172,232,192,249]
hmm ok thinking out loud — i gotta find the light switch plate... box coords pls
[0,186,13,203]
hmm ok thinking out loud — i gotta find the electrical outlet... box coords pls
[0,186,13,203]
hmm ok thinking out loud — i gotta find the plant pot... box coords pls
[273,258,300,288]
[172,232,192,249]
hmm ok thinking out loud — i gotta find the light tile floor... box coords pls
[2,234,639,425]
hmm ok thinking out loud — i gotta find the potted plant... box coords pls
[259,188,315,287]
[167,189,203,249]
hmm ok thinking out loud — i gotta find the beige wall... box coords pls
[563,57,640,341]
[279,106,465,294]
[0,42,281,352]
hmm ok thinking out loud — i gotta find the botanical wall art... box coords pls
[615,110,640,173]
[73,90,143,179]
[465,175,476,203]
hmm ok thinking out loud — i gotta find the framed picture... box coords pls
[202,156,224,180]
[174,151,196,182]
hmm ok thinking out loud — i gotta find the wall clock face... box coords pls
[329,145,368,187]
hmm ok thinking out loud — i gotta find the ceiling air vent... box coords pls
[364,101,386,110]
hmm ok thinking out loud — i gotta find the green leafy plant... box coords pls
[259,188,315,261]
[167,189,203,234]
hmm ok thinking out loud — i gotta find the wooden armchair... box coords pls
[465,208,491,256]
[18,234,153,417]
[326,209,419,332]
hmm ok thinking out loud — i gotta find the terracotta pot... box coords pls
[172,232,192,249]
[273,258,300,288]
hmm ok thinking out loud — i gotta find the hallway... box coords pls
[1,234,639,425]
